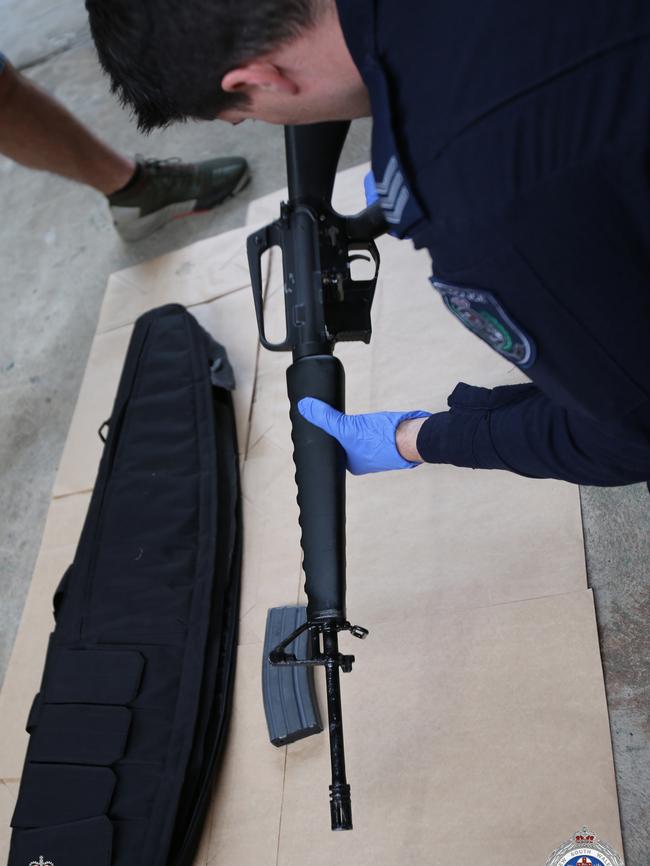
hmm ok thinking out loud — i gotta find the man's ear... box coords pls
[221,62,298,95]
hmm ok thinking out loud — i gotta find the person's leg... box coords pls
[0,52,250,240]
[0,55,134,194]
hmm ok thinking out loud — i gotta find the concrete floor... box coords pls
[0,2,647,863]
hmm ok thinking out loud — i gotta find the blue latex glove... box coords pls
[364,170,379,206]
[298,397,431,475]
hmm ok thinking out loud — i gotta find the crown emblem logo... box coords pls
[545,826,624,866]
[29,857,53,866]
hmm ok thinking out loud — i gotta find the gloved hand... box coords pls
[298,397,431,475]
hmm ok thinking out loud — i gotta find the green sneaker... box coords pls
[107,154,250,241]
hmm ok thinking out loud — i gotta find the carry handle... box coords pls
[247,223,292,352]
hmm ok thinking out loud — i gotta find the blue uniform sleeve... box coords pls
[416,382,650,486]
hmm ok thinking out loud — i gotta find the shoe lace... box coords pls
[140,156,181,169]
[137,155,194,182]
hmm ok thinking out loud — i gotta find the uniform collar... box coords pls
[335,0,377,84]
[336,0,426,238]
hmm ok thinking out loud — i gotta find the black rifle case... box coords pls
[8,304,242,866]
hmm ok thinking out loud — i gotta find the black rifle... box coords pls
[248,121,386,830]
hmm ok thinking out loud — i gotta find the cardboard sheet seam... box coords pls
[52,486,93,501]
[275,747,289,866]
[96,282,252,337]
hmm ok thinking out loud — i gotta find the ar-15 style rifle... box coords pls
[248,121,386,830]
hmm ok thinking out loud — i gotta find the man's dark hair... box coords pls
[86,0,324,131]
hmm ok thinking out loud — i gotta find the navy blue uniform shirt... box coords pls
[336,0,650,485]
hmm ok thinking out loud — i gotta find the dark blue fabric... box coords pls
[337,0,650,486]
[417,383,650,486]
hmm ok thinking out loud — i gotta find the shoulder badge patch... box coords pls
[375,156,410,226]
[432,279,536,369]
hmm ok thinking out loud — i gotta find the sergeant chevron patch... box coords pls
[375,155,410,225]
